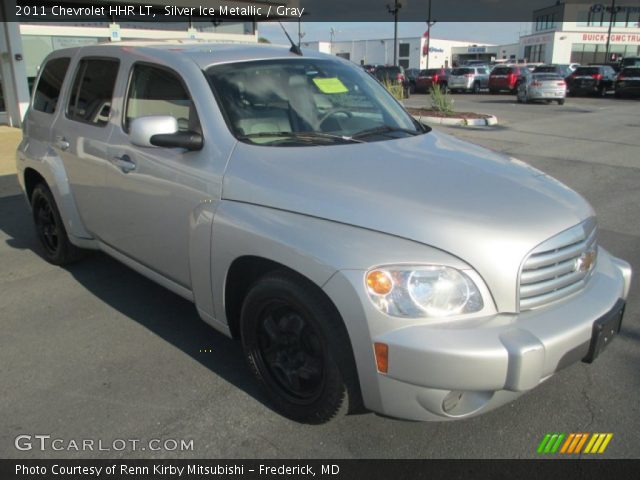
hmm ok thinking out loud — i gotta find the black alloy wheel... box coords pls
[241,271,361,423]
[31,183,84,265]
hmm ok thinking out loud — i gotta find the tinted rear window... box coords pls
[533,74,562,80]
[33,57,70,114]
[425,69,441,75]
[533,66,556,73]
[451,68,472,75]
[491,67,513,75]
[67,58,119,126]
[621,67,640,75]
[574,67,600,75]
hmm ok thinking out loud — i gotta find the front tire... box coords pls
[240,271,360,423]
[31,183,84,265]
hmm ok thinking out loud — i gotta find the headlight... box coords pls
[365,266,483,318]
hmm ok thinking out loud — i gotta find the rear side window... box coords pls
[67,58,119,126]
[124,63,200,134]
[33,57,70,114]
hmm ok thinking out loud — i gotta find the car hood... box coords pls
[222,131,594,312]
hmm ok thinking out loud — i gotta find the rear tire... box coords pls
[240,271,361,424]
[472,82,481,94]
[31,183,84,266]
[558,99,565,105]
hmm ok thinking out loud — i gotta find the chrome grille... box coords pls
[519,218,597,311]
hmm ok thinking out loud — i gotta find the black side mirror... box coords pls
[150,131,203,151]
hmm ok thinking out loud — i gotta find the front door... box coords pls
[101,62,211,289]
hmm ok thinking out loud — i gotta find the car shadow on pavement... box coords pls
[0,174,279,416]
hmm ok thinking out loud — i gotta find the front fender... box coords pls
[211,201,475,409]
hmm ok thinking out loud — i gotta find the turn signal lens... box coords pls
[374,342,389,373]
[366,270,394,295]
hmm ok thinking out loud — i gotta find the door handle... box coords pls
[111,154,136,173]
[54,136,70,151]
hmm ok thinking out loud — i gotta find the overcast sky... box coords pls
[259,22,533,46]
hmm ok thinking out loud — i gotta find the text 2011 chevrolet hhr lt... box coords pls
[16,42,632,423]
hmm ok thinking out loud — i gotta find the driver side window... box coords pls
[124,63,201,134]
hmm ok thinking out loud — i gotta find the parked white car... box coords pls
[517,73,567,104]
[16,42,631,423]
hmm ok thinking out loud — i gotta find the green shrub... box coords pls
[430,84,454,114]
[383,80,405,101]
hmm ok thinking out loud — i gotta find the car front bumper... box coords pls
[323,247,631,421]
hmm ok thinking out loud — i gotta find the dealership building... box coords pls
[305,2,640,69]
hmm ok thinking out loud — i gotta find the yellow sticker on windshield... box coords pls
[312,77,348,94]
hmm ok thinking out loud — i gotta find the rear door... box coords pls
[51,56,120,235]
[24,55,72,170]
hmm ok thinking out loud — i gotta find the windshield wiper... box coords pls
[238,131,363,144]
[351,125,421,140]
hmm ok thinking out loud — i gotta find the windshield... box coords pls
[205,59,422,146]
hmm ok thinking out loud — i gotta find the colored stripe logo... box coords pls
[537,433,613,454]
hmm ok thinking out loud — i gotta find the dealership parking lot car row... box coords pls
[16,42,632,424]
[407,60,640,100]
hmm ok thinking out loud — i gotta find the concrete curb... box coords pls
[412,114,498,127]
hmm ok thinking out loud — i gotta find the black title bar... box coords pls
[4,0,640,22]
[1,459,639,480]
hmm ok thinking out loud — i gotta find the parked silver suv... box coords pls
[448,66,490,93]
[17,42,631,423]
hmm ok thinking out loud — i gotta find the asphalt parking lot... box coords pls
[1,93,639,459]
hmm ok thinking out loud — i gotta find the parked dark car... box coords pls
[533,64,574,79]
[615,67,640,98]
[489,65,531,93]
[361,64,378,74]
[566,65,617,96]
[373,65,411,98]
[404,68,420,93]
[621,56,640,68]
[415,68,449,93]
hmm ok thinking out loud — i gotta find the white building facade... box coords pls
[304,36,493,70]
[304,3,640,69]
[516,2,640,65]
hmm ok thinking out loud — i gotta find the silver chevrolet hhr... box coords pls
[16,42,632,423]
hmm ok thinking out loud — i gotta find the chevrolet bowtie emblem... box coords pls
[575,249,597,273]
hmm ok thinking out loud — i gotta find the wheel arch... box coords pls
[23,167,47,204]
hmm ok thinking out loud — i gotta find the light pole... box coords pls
[425,0,436,69]
[297,18,305,48]
[604,0,619,64]
[387,0,402,66]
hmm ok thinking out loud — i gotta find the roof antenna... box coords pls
[278,21,302,55]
